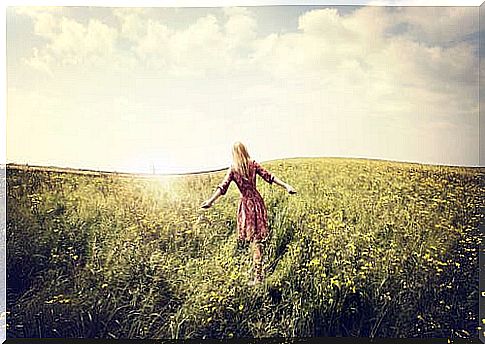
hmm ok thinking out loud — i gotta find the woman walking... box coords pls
[201,142,296,286]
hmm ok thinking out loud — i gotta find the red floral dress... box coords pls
[217,160,275,243]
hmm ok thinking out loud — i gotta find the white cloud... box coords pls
[394,7,478,44]
[132,20,171,63]
[23,47,54,76]
[224,6,256,49]
[113,7,147,41]
[17,8,119,73]
[253,7,477,118]
[50,18,117,64]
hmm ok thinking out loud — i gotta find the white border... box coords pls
[1,0,483,6]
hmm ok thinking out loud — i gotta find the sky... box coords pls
[6,3,481,173]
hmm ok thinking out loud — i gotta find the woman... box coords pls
[201,142,296,285]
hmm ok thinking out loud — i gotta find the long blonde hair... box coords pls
[232,141,251,179]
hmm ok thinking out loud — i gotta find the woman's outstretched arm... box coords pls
[272,176,297,194]
[201,167,233,209]
[201,188,222,208]
[255,161,296,194]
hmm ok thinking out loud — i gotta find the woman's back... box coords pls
[219,160,275,198]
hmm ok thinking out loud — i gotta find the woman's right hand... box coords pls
[286,184,297,194]
[200,199,213,209]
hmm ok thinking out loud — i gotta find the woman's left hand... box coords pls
[201,200,213,209]
[286,185,297,194]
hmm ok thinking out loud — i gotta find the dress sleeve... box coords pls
[254,161,274,185]
[217,167,233,195]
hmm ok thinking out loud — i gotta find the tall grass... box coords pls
[6,158,484,339]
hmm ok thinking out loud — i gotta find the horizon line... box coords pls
[4,155,483,177]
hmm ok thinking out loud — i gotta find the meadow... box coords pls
[5,158,485,339]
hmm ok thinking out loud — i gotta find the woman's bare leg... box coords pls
[252,240,264,283]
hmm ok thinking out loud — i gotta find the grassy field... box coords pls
[6,157,485,339]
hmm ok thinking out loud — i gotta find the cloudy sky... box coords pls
[6,4,480,173]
